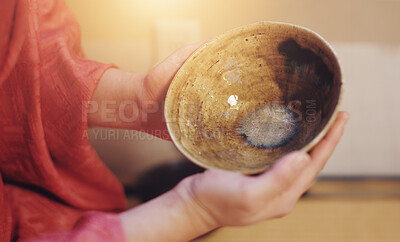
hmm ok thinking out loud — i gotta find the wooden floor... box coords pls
[194,179,400,242]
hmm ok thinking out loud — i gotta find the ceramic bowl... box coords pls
[165,22,342,174]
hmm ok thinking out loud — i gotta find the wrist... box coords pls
[89,68,147,130]
[118,178,219,242]
[173,177,220,232]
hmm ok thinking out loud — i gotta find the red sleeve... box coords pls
[0,0,28,86]
[19,212,125,242]
[4,183,127,242]
[0,0,127,240]
[1,2,27,241]
[0,174,12,242]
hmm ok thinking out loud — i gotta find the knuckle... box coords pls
[274,212,286,219]
[273,152,310,184]
[237,199,257,214]
[279,202,296,217]
[275,206,293,218]
[273,197,297,218]
[284,203,296,215]
[236,186,258,214]
[274,165,296,185]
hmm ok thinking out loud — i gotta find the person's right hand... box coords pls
[175,111,349,227]
[119,111,349,242]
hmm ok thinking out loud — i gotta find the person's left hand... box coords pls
[140,40,209,139]
[89,40,208,138]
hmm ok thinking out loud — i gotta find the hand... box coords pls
[89,41,207,138]
[175,111,350,227]
[140,40,209,139]
[119,111,349,242]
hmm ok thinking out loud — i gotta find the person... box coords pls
[0,0,349,241]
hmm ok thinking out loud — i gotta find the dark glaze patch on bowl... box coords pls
[278,38,334,90]
[265,37,340,151]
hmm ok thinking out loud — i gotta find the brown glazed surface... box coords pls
[165,22,342,174]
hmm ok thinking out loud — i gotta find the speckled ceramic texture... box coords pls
[165,22,342,174]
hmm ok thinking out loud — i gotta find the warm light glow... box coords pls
[124,0,189,12]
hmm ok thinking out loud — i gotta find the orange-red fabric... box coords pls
[0,0,127,241]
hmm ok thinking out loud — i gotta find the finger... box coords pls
[144,39,211,102]
[250,151,311,199]
[173,38,213,62]
[284,111,350,196]
[309,111,350,171]
[150,39,210,82]
[244,111,349,221]
[253,111,349,202]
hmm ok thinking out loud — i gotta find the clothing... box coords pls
[0,0,126,241]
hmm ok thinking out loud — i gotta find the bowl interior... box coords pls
[165,22,342,174]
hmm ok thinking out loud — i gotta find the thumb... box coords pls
[252,151,311,198]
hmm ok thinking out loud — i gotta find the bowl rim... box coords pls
[164,21,343,174]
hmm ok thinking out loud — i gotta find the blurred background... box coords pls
[65,0,400,179]
[65,0,399,241]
